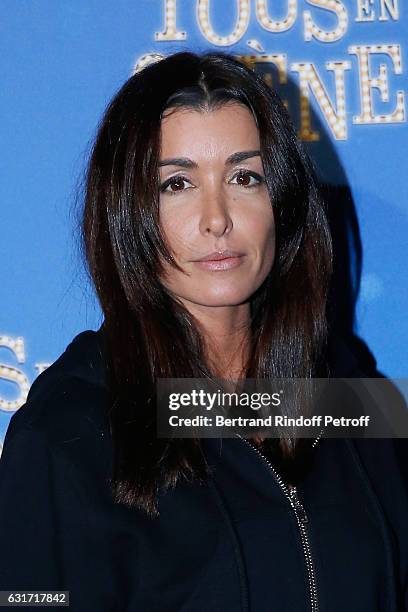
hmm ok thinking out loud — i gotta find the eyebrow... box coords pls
[158,150,261,168]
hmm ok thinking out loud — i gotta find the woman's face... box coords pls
[158,102,275,310]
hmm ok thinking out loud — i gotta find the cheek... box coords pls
[159,208,196,256]
[243,206,275,257]
[244,212,276,282]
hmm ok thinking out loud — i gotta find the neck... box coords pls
[180,300,251,379]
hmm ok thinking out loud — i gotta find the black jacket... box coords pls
[0,328,407,611]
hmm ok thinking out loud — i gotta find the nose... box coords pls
[198,185,233,238]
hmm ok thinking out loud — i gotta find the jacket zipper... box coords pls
[237,433,322,612]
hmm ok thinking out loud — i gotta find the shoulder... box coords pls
[3,326,111,451]
[349,437,408,487]
[326,331,379,377]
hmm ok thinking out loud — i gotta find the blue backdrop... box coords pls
[1,0,407,453]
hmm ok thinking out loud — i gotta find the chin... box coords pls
[188,291,252,307]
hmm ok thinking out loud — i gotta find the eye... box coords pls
[160,175,193,196]
[160,170,265,196]
[230,170,265,188]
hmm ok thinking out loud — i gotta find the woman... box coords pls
[0,50,407,612]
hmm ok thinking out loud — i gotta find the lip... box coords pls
[194,250,245,262]
[192,250,246,271]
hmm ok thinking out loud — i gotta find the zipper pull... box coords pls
[288,485,309,524]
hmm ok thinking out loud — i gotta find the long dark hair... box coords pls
[81,50,333,517]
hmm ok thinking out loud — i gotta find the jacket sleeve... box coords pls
[0,426,117,611]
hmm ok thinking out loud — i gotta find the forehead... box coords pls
[159,103,260,158]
